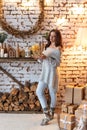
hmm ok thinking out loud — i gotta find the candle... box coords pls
[0,48,4,57]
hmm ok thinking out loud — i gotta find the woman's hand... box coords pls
[32,54,46,60]
[40,54,46,59]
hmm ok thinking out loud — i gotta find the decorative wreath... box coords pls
[0,0,44,38]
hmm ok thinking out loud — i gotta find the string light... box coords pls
[70,4,84,15]
[45,0,53,6]
[55,17,67,26]
[70,0,85,15]
[21,0,35,7]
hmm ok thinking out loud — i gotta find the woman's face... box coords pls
[50,31,56,43]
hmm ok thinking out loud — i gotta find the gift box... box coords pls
[74,117,87,130]
[85,85,87,99]
[81,100,87,105]
[75,105,87,122]
[61,103,70,113]
[59,113,75,130]
[75,109,83,120]
[75,109,87,127]
[73,86,85,104]
[68,105,78,114]
[77,105,87,115]
[65,85,74,104]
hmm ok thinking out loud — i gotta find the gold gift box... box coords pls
[68,105,78,114]
[61,103,70,113]
[60,113,75,130]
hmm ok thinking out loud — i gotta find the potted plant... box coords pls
[0,32,8,46]
[42,32,49,40]
[0,32,8,57]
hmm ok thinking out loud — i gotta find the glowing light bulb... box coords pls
[55,17,67,26]
[22,0,35,7]
[71,5,84,15]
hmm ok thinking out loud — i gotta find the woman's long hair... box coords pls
[45,29,63,49]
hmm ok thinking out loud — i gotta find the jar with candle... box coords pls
[0,43,4,57]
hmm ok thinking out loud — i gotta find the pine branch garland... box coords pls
[0,0,44,38]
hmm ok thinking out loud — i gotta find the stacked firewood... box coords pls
[0,82,50,112]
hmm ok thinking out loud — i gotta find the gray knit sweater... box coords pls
[39,47,61,90]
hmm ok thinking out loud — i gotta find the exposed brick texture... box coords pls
[0,0,87,109]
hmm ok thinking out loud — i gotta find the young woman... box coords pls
[36,29,63,125]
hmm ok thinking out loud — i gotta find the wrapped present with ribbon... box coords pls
[75,104,87,121]
[61,103,70,113]
[68,105,78,114]
[59,113,75,130]
[75,109,83,121]
[75,113,87,129]
[75,104,87,129]
[74,116,87,130]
